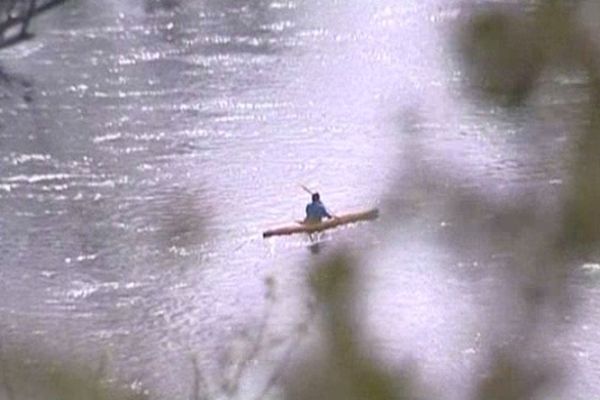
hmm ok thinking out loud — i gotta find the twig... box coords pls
[252,295,319,400]
[0,0,70,50]
[0,342,15,400]
[190,355,211,400]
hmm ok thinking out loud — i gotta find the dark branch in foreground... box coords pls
[0,0,70,50]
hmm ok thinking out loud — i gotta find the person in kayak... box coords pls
[305,192,334,223]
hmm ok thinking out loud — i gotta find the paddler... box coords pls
[305,192,334,223]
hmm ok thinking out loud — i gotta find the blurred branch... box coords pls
[0,0,70,50]
[187,275,318,400]
[283,253,422,400]
[190,355,211,400]
[0,342,16,400]
[252,286,318,400]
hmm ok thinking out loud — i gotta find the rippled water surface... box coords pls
[0,0,599,399]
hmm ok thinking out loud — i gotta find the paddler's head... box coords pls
[312,192,320,202]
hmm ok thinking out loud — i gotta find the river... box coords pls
[0,0,598,399]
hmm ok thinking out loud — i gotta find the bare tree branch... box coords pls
[0,0,70,50]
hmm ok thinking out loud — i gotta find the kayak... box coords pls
[262,208,379,238]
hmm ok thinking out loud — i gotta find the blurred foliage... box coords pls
[473,353,552,400]
[282,253,422,400]
[0,346,144,400]
[285,2,600,400]
[460,9,544,104]
[459,0,600,255]
[460,0,600,255]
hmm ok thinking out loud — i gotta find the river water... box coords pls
[0,0,598,399]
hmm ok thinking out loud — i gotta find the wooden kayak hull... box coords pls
[262,208,379,238]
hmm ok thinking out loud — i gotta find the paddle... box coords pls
[300,184,314,195]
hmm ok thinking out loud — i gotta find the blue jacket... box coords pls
[305,200,332,222]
